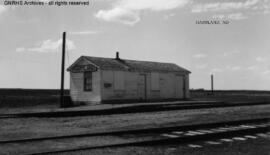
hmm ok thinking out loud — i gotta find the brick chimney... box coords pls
[116,51,120,60]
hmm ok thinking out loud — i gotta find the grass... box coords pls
[0,105,269,141]
[0,88,270,109]
[190,90,270,102]
[0,105,269,154]
[65,137,270,155]
[0,88,68,107]
[0,89,269,154]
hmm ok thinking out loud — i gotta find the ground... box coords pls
[63,135,270,155]
[0,105,269,140]
[0,90,270,154]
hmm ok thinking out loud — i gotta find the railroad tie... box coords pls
[187,131,205,135]
[255,124,268,128]
[184,133,197,136]
[196,130,214,134]
[188,144,202,148]
[171,131,184,135]
[210,129,226,132]
[220,138,233,142]
[244,135,257,139]
[256,133,269,138]
[232,137,246,141]
[218,127,231,130]
[226,127,241,131]
[161,133,179,138]
[205,141,221,145]
[239,125,256,129]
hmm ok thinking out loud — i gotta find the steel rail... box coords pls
[17,118,269,155]
[0,101,269,119]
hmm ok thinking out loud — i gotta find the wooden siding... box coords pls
[100,70,189,101]
[101,71,139,100]
[70,70,101,103]
[185,74,190,98]
[69,58,190,103]
[175,75,184,98]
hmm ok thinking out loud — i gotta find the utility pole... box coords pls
[211,74,214,94]
[60,32,66,108]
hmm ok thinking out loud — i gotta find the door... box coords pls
[175,75,184,98]
[138,74,147,100]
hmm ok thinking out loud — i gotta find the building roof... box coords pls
[68,55,191,73]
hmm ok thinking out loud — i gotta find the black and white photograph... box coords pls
[0,0,270,154]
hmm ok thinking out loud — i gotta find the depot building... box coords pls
[67,52,191,104]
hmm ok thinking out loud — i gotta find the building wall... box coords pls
[101,71,139,100]
[69,57,190,103]
[158,73,175,99]
[70,70,101,103]
[185,74,190,98]
[69,58,101,103]
[100,70,189,101]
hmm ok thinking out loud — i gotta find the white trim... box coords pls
[67,56,100,71]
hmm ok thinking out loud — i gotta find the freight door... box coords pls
[175,75,184,98]
[138,74,147,100]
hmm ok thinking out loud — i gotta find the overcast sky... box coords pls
[0,0,270,90]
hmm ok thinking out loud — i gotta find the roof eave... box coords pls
[67,56,100,72]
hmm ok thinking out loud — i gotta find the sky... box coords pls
[0,0,270,90]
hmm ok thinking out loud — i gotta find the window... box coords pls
[114,71,125,90]
[84,71,92,91]
[151,72,160,90]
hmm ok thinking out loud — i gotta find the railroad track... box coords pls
[0,101,269,119]
[0,117,269,155]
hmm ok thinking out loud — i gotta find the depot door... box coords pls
[175,75,184,98]
[138,74,147,100]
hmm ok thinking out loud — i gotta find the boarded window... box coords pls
[114,71,125,90]
[84,71,92,91]
[151,72,160,90]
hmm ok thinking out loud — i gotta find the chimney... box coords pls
[116,51,120,60]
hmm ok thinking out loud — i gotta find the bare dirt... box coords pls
[59,136,270,155]
[0,105,269,141]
